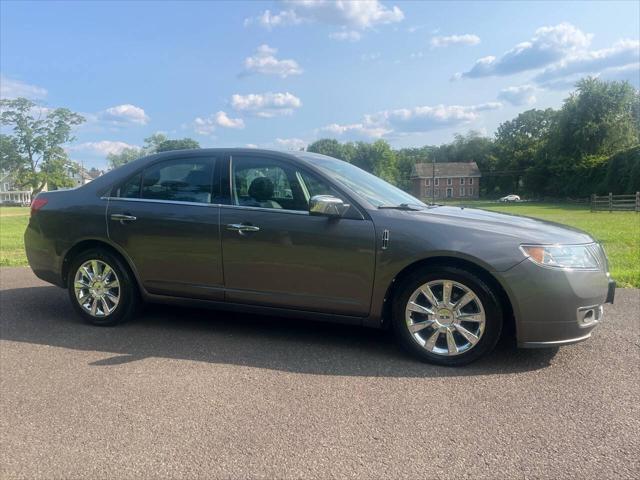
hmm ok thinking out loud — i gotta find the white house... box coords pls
[0,171,39,205]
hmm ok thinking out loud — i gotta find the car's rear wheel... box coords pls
[67,249,138,326]
[391,266,503,366]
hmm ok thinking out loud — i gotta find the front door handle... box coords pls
[226,223,260,233]
[110,213,137,223]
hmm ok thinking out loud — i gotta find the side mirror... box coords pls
[309,195,350,218]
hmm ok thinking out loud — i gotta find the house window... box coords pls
[434,178,439,186]
[469,178,474,185]
[435,188,439,197]
[460,178,465,185]
[447,178,452,186]
[426,178,431,186]
[468,187,474,196]
[426,187,432,196]
[460,187,465,196]
[3,183,9,192]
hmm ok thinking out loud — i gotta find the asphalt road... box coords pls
[1,267,639,479]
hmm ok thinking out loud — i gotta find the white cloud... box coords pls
[372,103,502,133]
[244,9,302,29]
[600,62,640,87]
[100,104,149,125]
[320,122,390,140]
[246,143,259,148]
[214,111,245,129]
[68,141,139,156]
[0,75,48,100]
[329,30,362,42]
[534,39,640,85]
[458,23,592,78]
[321,102,502,140]
[231,92,302,118]
[430,34,480,48]
[497,85,538,106]
[243,44,303,78]
[193,111,245,135]
[361,52,381,62]
[276,138,308,150]
[245,0,404,30]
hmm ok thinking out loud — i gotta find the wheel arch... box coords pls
[381,256,517,342]
[61,238,142,294]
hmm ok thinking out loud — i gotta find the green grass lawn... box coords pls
[1,202,638,287]
[0,206,30,267]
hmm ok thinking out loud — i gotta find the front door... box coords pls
[220,154,376,316]
[108,154,224,300]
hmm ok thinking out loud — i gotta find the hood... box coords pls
[406,206,594,244]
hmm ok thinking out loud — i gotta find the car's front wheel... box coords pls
[67,249,138,326]
[391,266,503,366]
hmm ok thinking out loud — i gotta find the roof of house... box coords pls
[411,161,481,178]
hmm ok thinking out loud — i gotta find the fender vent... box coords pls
[382,229,390,250]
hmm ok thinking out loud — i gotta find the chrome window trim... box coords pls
[102,196,313,216]
[102,197,222,208]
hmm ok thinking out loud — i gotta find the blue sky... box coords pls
[1,0,639,168]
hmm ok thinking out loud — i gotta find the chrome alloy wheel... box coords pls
[405,280,486,356]
[74,260,120,317]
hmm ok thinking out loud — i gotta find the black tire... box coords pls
[67,248,138,326]
[391,266,503,366]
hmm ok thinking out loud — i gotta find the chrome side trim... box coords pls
[519,333,592,348]
[222,204,309,215]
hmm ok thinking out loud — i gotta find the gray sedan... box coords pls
[24,149,615,365]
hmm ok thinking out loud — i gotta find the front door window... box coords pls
[230,156,345,211]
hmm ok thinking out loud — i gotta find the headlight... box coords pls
[520,244,601,270]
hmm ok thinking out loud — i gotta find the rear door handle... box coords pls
[226,223,260,233]
[110,213,137,223]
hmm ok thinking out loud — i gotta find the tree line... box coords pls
[1,77,638,197]
[307,78,640,198]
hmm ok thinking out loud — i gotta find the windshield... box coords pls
[297,153,426,208]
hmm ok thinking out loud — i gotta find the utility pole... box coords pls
[431,157,436,205]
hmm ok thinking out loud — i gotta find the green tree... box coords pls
[494,109,557,194]
[556,77,639,159]
[351,140,398,183]
[0,97,84,194]
[142,133,169,153]
[107,135,200,169]
[536,78,639,196]
[0,134,21,171]
[107,147,144,169]
[143,133,200,154]
[307,138,347,160]
[156,138,200,153]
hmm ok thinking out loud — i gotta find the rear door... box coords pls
[107,154,224,300]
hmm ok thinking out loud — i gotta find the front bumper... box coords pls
[498,259,614,348]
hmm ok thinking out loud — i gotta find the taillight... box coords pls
[30,197,48,216]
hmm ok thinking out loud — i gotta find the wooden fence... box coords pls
[591,192,640,212]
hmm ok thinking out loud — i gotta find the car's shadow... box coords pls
[0,285,559,377]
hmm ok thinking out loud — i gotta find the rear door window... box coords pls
[115,173,142,198]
